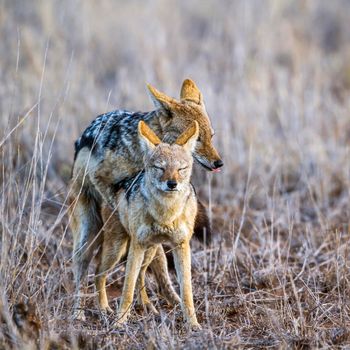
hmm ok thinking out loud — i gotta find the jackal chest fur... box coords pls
[118,188,197,247]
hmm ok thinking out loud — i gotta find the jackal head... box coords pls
[147,79,223,172]
[138,120,199,194]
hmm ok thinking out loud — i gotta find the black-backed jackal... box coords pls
[70,79,223,319]
[97,120,201,328]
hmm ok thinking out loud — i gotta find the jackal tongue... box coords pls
[212,168,221,173]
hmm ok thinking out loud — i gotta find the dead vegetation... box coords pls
[1,0,350,348]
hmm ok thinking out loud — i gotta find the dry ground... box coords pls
[1,0,350,348]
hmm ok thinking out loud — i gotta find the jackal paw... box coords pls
[167,293,181,306]
[100,305,114,315]
[189,320,201,331]
[161,288,181,306]
[98,306,114,326]
[143,302,159,315]
[113,312,128,327]
[136,295,159,315]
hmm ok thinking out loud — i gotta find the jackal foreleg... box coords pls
[173,240,200,329]
[117,241,145,324]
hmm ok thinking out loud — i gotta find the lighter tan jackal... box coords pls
[96,120,201,328]
[70,79,223,319]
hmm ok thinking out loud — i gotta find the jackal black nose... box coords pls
[213,159,224,169]
[167,180,177,189]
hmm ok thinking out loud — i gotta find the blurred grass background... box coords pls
[1,0,350,348]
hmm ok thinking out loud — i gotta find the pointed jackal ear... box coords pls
[147,84,177,110]
[138,120,162,153]
[180,79,203,105]
[175,121,199,152]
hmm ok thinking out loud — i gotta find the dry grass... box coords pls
[1,0,350,348]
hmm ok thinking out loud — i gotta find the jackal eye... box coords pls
[178,166,189,174]
[153,165,164,171]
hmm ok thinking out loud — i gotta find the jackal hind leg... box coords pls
[150,245,181,306]
[70,191,103,320]
[95,217,129,314]
[135,246,159,315]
